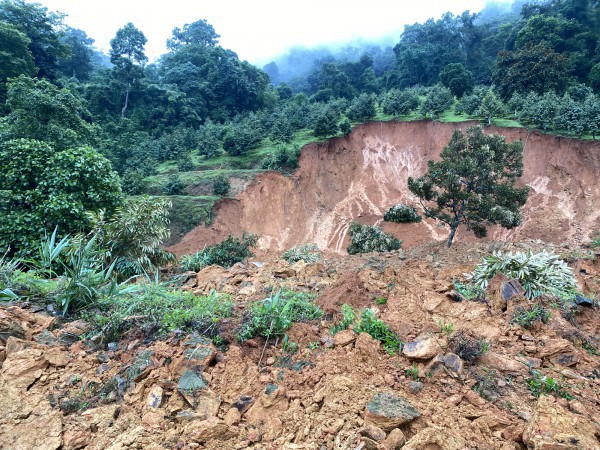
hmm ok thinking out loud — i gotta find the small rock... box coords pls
[33,329,58,346]
[333,330,356,347]
[517,410,532,421]
[184,417,234,443]
[232,395,254,414]
[561,369,587,381]
[359,423,386,442]
[464,390,486,407]
[320,335,334,348]
[96,351,109,363]
[265,357,275,366]
[442,353,463,374]
[383,428,406,449]
[568,399,587,415]
[178,370,208,407]
[402,337,439,361]
[409,381,423,393]
[574,294,593,307]
[364,392,420,431]
[107,342,118,351]
[445,394,463,406]
[362,437,379,450]
[224,407,241,426]
[174,410,200,423]
[501,279,524,300]
[446,290,465,302]
[146,385,164,408]
[96,362,110,375]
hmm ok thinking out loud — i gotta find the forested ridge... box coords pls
[1,0,600,254]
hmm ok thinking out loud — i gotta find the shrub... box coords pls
[331,304,357,334]
[347,93,377,122]
[452,280,485,302]
[383,203,422,223]
[282,244,321,264]
[85,285,233,342]
[339,117,352,135]
[382,88,420,116]
[237,289,322,341]
[448,331,490,362]
[512,304,550,329]
[347,222,401,255]
[260,145,300,172]
[212,175,230,196]
[181,233,258,272]
[355,309,402,354]
[420,84,454,118]
[468,250,577,300]
[163,173,184,195]
[527,367,572,400]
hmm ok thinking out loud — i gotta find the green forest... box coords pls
[1,0,600,258]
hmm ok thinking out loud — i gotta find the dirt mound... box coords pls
[316,271,376,315]
[1,249,599,449]
[169,121,600,256]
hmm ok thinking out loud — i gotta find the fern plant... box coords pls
[467,250,577,300]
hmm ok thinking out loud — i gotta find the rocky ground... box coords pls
[1,240,599,449]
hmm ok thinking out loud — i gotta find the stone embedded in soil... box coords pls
[384,428,406,449]
[402,336,439,361]
[360,423,386,441]
[232,395,254,414]
[409,381,423,393]
[523,395,599,450]
[146,385,164,408]
[364,392,420,431]
[184,417,235,443]
[333,329,356,347]
[178,369,210,407]
[500,279,524,300]
[442,353,463,374]
[574,294,593,306]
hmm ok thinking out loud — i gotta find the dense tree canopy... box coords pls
[408,126,529,247]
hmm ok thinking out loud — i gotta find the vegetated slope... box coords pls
[170,121,600,256]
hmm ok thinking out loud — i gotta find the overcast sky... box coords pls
[37,0,507,64]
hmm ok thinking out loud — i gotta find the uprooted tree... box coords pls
[408,126,529,247]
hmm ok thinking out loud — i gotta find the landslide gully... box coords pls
[170,121,600,255]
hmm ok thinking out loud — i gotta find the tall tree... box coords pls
[408,126,529,247]
[110,23,147,118]
[57,27,95,80]
[167,19,220,50]
[0,21,35,104]
[0,0,67,79]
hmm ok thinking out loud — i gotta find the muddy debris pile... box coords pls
[1,244,599,449]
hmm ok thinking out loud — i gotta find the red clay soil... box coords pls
[169,121,600,256]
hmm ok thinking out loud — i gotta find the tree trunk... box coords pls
[447,224,459,247]
[121,83,130,118]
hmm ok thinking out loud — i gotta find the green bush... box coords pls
[212,175,230,196]
[512,304,551,329]
[163,173,184,195]
[237,289,322,341]
[355,309,401,354]
[330,304,357,334]
[181,233,258,272]
[382,88,420,116]
[282,244,321,264]
[527,367,573,400]
[347,222,401,255]
[468,250,577,300]
[347,93,377,122]
[85,285,233,342]
[383,203,422,223]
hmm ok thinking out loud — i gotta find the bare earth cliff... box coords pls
[170,121,600,255]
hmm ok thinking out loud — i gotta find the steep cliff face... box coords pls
[170,121,600,255]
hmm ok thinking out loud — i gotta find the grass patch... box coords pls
[512,303,551,329]
[355,309,402,354]
[84,284,233,342]
[237,289,322,341]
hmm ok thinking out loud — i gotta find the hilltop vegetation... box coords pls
[0,0,600,255]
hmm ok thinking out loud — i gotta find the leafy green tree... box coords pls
[339,117,352,135]
[520,91,562,131]
[382,88,420,116]
[582,94,600,139]
[439,63,474,97]
[110,23,148,118]
[476,90,504,125]
[408,126,529,247]
[420,84,453,118]
[167,19,220,50]
[0,75,96,149]
[313,106,339,137]
[0,139,122,256]
[212,174,230,196]
[347,93,377,122]
[494,43,569,100]
[0,21,35,87]
[0,0,67,79]
[57,27,95,80]
[590,63,600,93]
[85,196,174,277]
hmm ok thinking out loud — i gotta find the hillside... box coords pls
[170,121,600,256]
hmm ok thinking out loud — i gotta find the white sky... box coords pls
[36,0,505,64]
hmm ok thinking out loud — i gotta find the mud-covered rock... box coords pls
[402,336,439,361]
[523,395,599,450]
[364,392,420,431]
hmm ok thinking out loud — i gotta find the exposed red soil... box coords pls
[1,244,599,449]
[169,121,600,256]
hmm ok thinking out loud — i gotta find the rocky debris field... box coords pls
[1,240,599,449]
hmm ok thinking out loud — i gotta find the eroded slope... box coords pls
[170,121,600,255]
